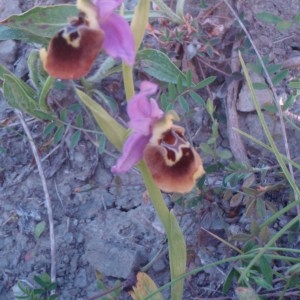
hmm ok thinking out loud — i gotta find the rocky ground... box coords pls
[1,0,300,299]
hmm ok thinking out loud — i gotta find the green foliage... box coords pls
[16,273,57,300]
[0,5,78,45]
[256,11,300,31]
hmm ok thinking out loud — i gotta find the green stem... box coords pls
[39,76,55,112]
[122,1,186,298]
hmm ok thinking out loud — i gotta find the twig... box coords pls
[15,110,57,284]
[225,39,249,165]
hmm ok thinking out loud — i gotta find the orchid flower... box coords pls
[112,81,205,193]
[40,0,135,79]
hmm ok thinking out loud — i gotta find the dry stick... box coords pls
[225,39,249,165]
[223,0,298,207]
[16,110,56,284]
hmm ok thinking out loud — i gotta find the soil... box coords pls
[1,0,300,299]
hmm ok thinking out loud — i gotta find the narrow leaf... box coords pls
[178,96,189,113]
[54,126,64,144]
[76,89,127,151]
[256,12,283,24]
[276,21,292,31]
[70,131,81,148]
[169,212,186,300]
[34,221,46,240]
[195,76,216,89]
[271,69,288,85]
[260,255,272,285]
[189,91,205,106]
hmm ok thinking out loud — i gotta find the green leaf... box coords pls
[160,93,168,111]
[186,70,192,87]
[218,149,232,160]
[260,255,272,285]
[76,113,83,127]
[98,135,106,154]
[200,143,213,154]
[178,96,189,113]
[266,63,282,75]
[252,275,273,290]
[54,126,64,144]
[168,83,176,99]
[206,98,215,116]
[256,12,283,24]
[3,74,38,115]
[276,21,292,31]
[271,69,288,85]
[195,76,216,89]
[282,94,296,111]
[0,25,48,44]
[177,75,183,94]
[39,76,55,112]
[33,110,56,121]
[34,221,46,240]
[137,49,186,84]
[288,81,300,89]
[189,91,205,106]
[70,131,81,148]
[27,49,46,90]
[223,268,238,293]
[76,89,127,151]
[60,109,67,122]
[252,82,268,90]
[44,122,57,137]
[0,5,78,44]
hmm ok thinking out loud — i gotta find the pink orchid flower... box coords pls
[93,0,135,65]
[111,81,163,173]
[40,0,135,79]
[112,81,205,193]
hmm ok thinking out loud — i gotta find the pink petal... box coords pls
[111,133,149,173]
[92,0,122,21]
[127,82,163,133]
[100,13,135,65]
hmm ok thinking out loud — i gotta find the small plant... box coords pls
[16,273,57,300]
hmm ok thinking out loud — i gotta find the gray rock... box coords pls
[237,72,273,112]
[85,239,146,278]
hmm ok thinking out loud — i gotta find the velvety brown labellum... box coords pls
[40,15,104,80]
[144,125,205,193]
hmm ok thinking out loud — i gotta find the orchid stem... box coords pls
[122,64,135,100]
[122,1,186,299]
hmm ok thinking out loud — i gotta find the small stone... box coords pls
[152,258,166,272]
[85,239,146,279]
[237,72,273,112]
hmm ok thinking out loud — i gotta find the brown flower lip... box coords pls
[144,124,205,194]
[40,14,104,80]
